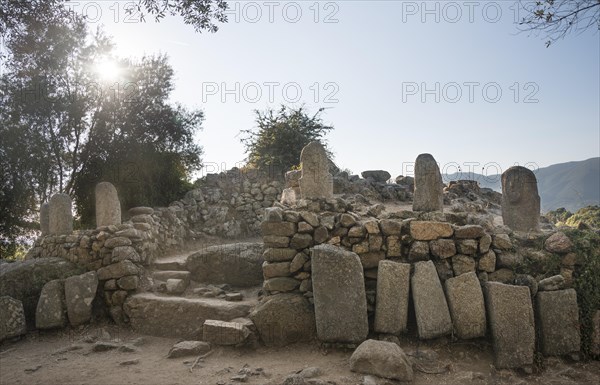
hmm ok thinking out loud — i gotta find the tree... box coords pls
[240,105,334,175]
[0,1,204,253]
[0,0,228,36]
[517,0,600,47]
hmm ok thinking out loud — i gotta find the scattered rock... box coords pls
[544,232,573,253]
[203,320,250,346]
[349,339,413,381]
[92,341,121,352]
[168,341,211,358]
[538,275,565,291]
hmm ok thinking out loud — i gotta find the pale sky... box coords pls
[79,1,599,179]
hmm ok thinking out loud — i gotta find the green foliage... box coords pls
[566,205,600,229]
[545,207,573,225]
[240,105,334,176]
[0,2,203,246]
[545,205,600,229]
[564,229,600,358]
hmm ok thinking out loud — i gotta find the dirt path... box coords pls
[1,325,598,385]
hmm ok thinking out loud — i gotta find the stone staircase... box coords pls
[123,242,264,340]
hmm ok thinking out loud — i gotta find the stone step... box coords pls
[123,293,255,339]
[152,270,191,283]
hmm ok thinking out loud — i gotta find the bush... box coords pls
[240,105,333,176]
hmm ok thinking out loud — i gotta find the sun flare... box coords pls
[94,57,120,81]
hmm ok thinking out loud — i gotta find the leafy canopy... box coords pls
[240,106,334,175]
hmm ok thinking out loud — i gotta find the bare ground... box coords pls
[1,324,598,385]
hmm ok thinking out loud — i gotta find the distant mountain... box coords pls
[442,158,600,213]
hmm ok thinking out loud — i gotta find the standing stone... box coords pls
[36,279,67,329]
[0,296,27,342]
[95,182,121,227]
[413,153,444,212]
[299,141,333,200]
[501,166,540,232]
[311,244,368,343]
[445,272,486,339]
[374,261,410,335]
[536,289,580,356]
[484,282,535,369]
[64,272,98,326]
[40,202,50,235]
[411,260,452,339]
[49,193,73,235]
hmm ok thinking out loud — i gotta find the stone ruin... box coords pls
[1,149,598,382]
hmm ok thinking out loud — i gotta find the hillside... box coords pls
[443,158,600,212]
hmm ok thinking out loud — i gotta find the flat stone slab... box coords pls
[0,296,27,342]
[411,260,452,339]
[311,244,368,343]
[536,289,580,356]
[123,293,254,339]
[484,282,535,369]
[445,272,486,339]
[36,279,67,329]
[374,261,410,335]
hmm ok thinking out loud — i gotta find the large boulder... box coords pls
[36,279,67,329]
[311,244,368,343]
[187,243,264,287]
[249,293,315,346]
[484,282,535,369]
[411,260,452,339]
[0,258,84,325]
[361,170,391,183]
[536,289,580,356]
[0,296,27,342]
[349,339,413,381]
[64,272,98,326]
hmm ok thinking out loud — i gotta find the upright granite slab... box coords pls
[536,289,580,356]
[411,260,452,339]
[49,193,73,235]
[0,296,27,342]
[374,261,410,335]
[95,182,121,227]
[36,279,67,329]
[413,153,444,212]
[501,166,540,232]
[299,141,333,200]
[445,272,486,339]
[485,282,535,369]
[64,272,98,326]
[311,244,368,343]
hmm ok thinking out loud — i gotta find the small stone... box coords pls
[492,234,512,250]
[225,293,243,301]
[339,213,357,227]
[290,233,313,250]
[478,250,496,273]
[290,253,309,273]
[166,279,187,294]
[456,239,478,255]
[538,275,565,291]
[379,219,402,235]
[167,341,211,358]
[92,341,121,352]
[119,359,140,366]
[479,234,492,253]
[408,241,429,262]
[203,320,250,346]
[452,255,476,276]
[454,225,485,239]
[410,221,453,241]
[430,239,456,258]
[349,339,413,381]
